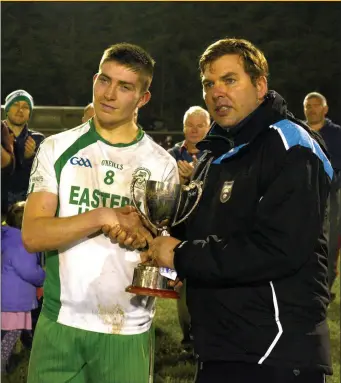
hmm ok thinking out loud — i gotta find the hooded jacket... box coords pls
[1,225,45,312]
[173,91,333,374]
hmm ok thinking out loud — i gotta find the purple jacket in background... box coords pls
[1,225,45,312]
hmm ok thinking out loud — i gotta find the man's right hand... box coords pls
[101,206,154,250]
[178,156,198,184]
[1,121,14,154]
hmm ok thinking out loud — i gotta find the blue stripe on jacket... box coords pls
[212,119,333,180]
[271,119,333,180]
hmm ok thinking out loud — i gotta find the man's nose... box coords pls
[212,83,226,100]
[104,84,117,100]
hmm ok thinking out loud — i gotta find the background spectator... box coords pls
[303,92,341,299]
[2,90,45,207]
[1,121,15,219]
[82,102,95,123]
[1,201,45,374]
[168,106,210,184]
[168,106,210,353]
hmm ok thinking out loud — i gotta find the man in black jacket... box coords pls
[303,92,341,298]
[2,90,45,206]
[144,38,333,383]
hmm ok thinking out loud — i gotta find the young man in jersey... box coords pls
[22,43,178,383]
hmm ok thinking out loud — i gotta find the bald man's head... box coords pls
[82,103,95,123]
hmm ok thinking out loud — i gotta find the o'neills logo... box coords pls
[101,160,123,170]
[220,180,234,203]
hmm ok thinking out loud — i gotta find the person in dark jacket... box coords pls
[168,106,210,185]
[304,92,341,298]
[144,38,333,383]
[168,106,211,352]
[1,201,45,373]
[2,90,45,207]
[1,120,16,218]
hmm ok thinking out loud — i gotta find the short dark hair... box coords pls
[100,43,155,92]
[6,201,25,230]
[199,38,269,86]
[304,92,327,107]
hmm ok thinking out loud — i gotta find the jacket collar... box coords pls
[198,91,290,155]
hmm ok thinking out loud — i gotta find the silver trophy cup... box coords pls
[126,179,202,299]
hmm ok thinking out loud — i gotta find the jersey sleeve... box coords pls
[162,157,180,184]
[27,137,58,196]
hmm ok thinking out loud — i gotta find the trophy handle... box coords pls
[130,178,158,232]
[172,180,203,226]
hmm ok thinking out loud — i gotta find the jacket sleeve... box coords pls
[11,244,46,287]
[167,147,177,160]
[32,132,45,148]
[174,148,331,286]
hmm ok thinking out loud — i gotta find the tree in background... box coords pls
[2,2,340,129]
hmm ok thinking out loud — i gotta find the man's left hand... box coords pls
[141,236,181,269]
[24,136,37,159]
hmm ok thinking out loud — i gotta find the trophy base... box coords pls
[126,285,179,299]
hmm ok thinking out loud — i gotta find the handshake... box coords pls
[101,205,154,251]
[101,205,181,270]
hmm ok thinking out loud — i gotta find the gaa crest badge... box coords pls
[132,167,151,190]
[220,181,234,203]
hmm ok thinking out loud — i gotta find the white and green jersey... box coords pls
[28,119,179,335]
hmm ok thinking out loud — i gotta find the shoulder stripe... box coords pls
[271,119,333,180]
[54,125,97,185]
[212,143,248,164]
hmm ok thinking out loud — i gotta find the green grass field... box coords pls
[2,278,340,383]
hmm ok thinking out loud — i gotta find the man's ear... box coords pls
[323,105,329,117]
[256,76,268,100]
[137,91,151,109]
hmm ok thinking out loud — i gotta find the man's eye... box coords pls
[203,82,213,89]
[225,78,236,84]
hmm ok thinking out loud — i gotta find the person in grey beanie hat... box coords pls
[2,89,44,208]
[5,89,34,118]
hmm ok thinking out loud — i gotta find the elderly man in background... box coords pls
[168,106,210,354]
[168,106,210,184]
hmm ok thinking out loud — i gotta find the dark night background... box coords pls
[2,1,341,131]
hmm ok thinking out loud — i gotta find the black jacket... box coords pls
[5,123,45,201]
[173,91,333,374]
[319,118,341,171]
